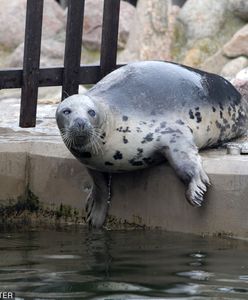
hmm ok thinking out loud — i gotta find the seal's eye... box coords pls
[63,108,71,115]
[88,109,96,117]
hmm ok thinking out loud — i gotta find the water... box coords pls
[0,227,248,300]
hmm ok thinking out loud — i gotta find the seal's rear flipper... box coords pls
[160,136,210,207]
[85,168,111,228]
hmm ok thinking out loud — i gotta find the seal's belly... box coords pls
[71,99,248,173]
[82,128,165,172]
[75,119,167,172]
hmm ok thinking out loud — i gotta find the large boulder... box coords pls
[229,0,248,21]
[223,24,248,58]
[119,0,182,62]
[83,0,135,50]
[6,39,100,68]
[6,39,65,68]
[221,56,248,79]
[177,0,245,68]
[201,50,230,74]
[0,0,65,50]
[179,0,229,41]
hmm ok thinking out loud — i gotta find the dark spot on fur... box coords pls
[161,127,182,135]
[195,107,199,111]
[113,151,123,160]
[223,118,228,124]
[129,159,143,166]
[137,148,143,155]
[143,157,154,165]
[123,136,128,144]
[117,126,131,133]
[176,119,185,125]
[173,149,179,152]
[196,126,199,130]
[136,127,142,133]
[228,106,232,116]
[219,103,224,110]
[212,107,216,112]
[215,120,222,129]
[195,111,202,123]
[139,121,147,125]
[160,121,167,128]
[116,126,123,132]
[105,161,114,166]
[156,135,161,142]
[141,133,154,143]
[161,145,169,151]
[123,127,131,133]
[207,125,211,132]
[100,132,106,139]
[189,109,194,119]
[122,115,128,121]
[220,111,223,119]
[170,138,176,143]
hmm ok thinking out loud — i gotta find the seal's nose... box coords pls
[74,118,87,129]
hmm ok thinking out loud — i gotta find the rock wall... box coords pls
[1,0,248,83]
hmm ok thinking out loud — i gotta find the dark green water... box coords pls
[0,227,248,300]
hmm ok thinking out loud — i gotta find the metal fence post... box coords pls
[19,0,44,127]
[62,0,85,100]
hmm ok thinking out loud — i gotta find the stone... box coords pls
[7,39,65,68]
[229,0,248,21]
[223,24,248,58]
[119,0,181,62]
[176,0,245,68]
[178,0,230,41]
[235,67,248,81]
[6,39,99,68]
[221,56,248,79]
[201,50,230,74]
[83,0,135,50]
[182,38,219,68]
[0,0,65,50]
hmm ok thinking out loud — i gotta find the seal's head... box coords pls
[56,94,104,152]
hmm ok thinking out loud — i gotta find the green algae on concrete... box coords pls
[0,189,86,229]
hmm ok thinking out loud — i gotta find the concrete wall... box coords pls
[1,139,248,237]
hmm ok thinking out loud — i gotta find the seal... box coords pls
[56,61,248,228]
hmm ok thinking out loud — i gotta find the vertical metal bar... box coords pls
[19,0,44,128]
[62,0,85,100]
[100,0,121,78]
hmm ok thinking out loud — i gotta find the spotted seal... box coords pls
[56,61,248,228]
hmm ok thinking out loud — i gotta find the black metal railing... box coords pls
[0,0,122,127]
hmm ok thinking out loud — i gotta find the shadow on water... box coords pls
[0,227,248,299]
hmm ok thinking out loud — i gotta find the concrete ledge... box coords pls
[1,139,248,236]
[111,157,248,236]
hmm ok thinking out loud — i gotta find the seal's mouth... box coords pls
[59,119,104,155]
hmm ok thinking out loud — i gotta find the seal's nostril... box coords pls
[74,118,86,129]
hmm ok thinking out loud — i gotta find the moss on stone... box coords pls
[171,21,187,62]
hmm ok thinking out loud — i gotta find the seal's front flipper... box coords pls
[85,168,111,228]
[160,136,210,207]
